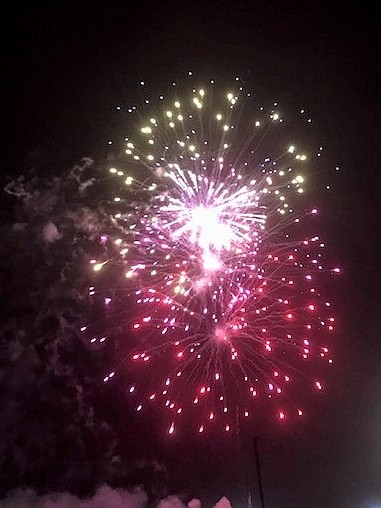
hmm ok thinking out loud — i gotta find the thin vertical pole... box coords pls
[253,435,265,508]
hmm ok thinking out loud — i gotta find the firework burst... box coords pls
[84,75,340,435]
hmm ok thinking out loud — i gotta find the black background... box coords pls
[1,2,380,507]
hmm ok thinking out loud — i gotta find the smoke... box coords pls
[0,487,224,508]
[0,486,147,508]
[187,500,201,508]
[41,221,62,243]
[157,496,186,508]
[213,498,232,508]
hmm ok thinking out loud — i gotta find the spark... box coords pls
[86,75,339,434]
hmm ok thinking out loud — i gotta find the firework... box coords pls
[85,75,340,435]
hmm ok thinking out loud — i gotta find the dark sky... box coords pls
[1,2,380,507]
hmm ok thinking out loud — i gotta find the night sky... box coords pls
[1,2,380,507]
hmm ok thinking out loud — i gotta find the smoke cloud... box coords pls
[0,486,225,508]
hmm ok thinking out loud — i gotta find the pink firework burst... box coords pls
[86,76,340,435]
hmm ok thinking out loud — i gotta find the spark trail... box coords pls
[84,75,340,435]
